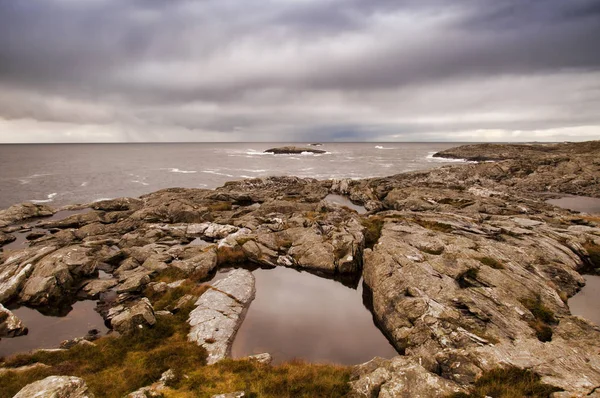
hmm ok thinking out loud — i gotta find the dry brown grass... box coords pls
[165,359,350,398]
[208,202,233,212]
[447,366,561,398]
[217,245,247,265]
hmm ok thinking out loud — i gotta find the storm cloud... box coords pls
[0,0,599,142]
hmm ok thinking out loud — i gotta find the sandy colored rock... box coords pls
[188,269,255,364]
[13,376,94,398]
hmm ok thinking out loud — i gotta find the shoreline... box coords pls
[1,140,600,397]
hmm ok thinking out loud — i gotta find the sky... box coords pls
[0,0,599,143]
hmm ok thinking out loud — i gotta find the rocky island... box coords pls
[264,146,327,154]
[1,141,600,397]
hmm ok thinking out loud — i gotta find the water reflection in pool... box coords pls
[0,300,108,358]
[546,195,600,214]
[569,275,600,326]
[228,266,397,365]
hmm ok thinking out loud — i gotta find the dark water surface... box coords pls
[569,276,600,326]
[229,266,398,365]
[0,300,108,358]
[547,195,600,214]
[0,143,465,209]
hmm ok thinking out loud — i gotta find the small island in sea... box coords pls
[1,141,600,397]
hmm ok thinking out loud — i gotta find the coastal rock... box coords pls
[107,297,156,333]
[349,356,464,397]
[0,231,16,246]
[0,203,54,228]
[0,303,27,337]
[188,269,256,364]
[127,369,175,398]
[13,376,94,398]
[78,278,118,298]
[264,146,326,154]
[0,245,55,302]
[245,352,273,365]
[19,245,96,306]
[361,209,600,396]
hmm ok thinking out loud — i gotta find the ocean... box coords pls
[0,142,468,209]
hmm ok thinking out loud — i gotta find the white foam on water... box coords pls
[241,169,267,173]
[202,170,234,177]
[30,192,58,203]
[93,197,114,202]
[132,180,149,186]
[425,152,474,163]
[80,181,89,187]
[162,168,198,174]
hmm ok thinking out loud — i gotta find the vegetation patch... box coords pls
[208,202,233,212]
[168,359,350,397]
[457,268,480,288]
[361,216,384,249]
[520,294,557,342]
[154,267,190,283]
[420,246,444,255]
[415,219,453,233]
[448,366,561,398]
[144,280,210,311]
[478,257,505,270]
[217,245,248,265]
[582,242,600,274]
[0,306,350,398]
[0,310,207,398]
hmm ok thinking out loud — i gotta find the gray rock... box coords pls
[264,146,326,154]
[13,376,94,398]
[79,278,118,298]
[212,392,245,398]
[19,245,96,306]
[0,303,27,337]
[107,297,156,334]
[127,369,174,397]
[349,356,464,397]
[188,269,256,364]
[0,203,54,228]
[245,352,273,365]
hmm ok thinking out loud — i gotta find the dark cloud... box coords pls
[0,0,598,142]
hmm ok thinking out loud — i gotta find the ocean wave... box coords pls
[202,170,234,177]
[375,146,394,150]
[425,152,474,163]
[241,169,267,173]
[162,168,197,174]
[132,180,150,186]
[30,192,57,203]
[80,181,89,187]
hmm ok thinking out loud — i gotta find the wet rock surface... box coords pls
[0,141,599,396]
[0,303,27,338]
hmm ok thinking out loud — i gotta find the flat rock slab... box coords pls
[14,375,94,398]
[188,269,256,364]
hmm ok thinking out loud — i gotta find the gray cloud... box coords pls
[0,0,599,142]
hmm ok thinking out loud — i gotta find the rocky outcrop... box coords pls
[127,369,175,398]
[0,203,54,228]
[349,356,464,397]
[0,303,27,337]
[188,269,256,364]
[106,297,156,334]
[359,209,600,396]
[13,376,94,398]
[19,245,97,306]
[1,141,599,396]
[264,146,326,154]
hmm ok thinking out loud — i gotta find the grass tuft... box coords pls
[361,216,384,249]
[415,219,453,233]
[447,366,561,398]
[478,257,505,270]
[456,268,480,288]
[520,294,557,342]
